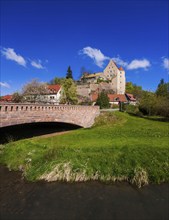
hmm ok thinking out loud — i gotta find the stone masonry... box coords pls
[0,103,100,128]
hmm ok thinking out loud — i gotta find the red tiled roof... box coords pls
[126,93,136,101]
[119,67,124,71]
[47,84,61,93]
[91,93,127,102]
[91,94,98,102]
[108,94,127,102]
[0,95,13,102]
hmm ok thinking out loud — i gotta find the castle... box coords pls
[80,60,126,94]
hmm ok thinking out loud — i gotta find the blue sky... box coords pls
[0,0,168,95]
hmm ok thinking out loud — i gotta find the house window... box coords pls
[114,97,119,101]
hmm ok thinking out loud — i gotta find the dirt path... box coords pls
[33,130,73,138]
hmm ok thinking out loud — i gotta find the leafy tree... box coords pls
[154,96,169,117]
[139,91,157,116]
[49,77,65,85]
[125,82,134,93]
[126,82,143,100]
[12,92,24,103]
[156,79,169,98]
[60,78,78,104]
[66,66,73,79]
[96,91,110,109]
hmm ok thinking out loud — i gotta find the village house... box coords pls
[0,95,13,102]
[91,93,128,106]
[25,84,62,104]
[90,93,137,107]
[125,93,137,105]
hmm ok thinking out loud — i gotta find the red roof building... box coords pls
[91,93,127,103]
[125,93,136,102]
[0,95,13,102]
[47,84,61,94]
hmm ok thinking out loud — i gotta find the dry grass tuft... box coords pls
[39,162,129,183]
[131,167,149,188]
[39,162,88,182]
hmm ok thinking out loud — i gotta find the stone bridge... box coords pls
[0,103,100,128]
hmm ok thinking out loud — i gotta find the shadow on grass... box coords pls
[127,112,169,122]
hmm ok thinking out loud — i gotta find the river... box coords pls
[0,165,168,220]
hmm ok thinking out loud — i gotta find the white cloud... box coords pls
[112,56,128,67]
[80,46,110,68]
[31,60,45,69]
[80,46,151,71]
[162,58,169,70]
[0,82,10,88]
[127,59,151,70]
[1,48,26,67]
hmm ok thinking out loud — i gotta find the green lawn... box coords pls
[0,112,168,187]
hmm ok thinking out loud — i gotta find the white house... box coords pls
[41,84,62,104]
[25,84,62,104]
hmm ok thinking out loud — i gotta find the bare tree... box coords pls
[22,79,49,103]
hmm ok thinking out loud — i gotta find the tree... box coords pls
[22,79,49,103]
[139,91,157,116]
[12,92,24,103]
[126,82,143,100]
[60,78,78,104]
[125,82,134,93]
[156,79,169,98]
[49,77,65,85]
[66,66,73,79]
[96,91,110,109]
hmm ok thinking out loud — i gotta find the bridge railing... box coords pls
[0,103,100,112]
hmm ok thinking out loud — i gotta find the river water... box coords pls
[0,166,168,220]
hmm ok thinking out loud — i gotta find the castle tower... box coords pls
[103,60,126,94]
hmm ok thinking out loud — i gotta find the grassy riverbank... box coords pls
[0,112,168,187]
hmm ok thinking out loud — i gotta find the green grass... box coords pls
[0,112,169,187]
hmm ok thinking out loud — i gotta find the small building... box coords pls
[125,93,137,105]
[45,84,62,104]
[0,95,13,102]
[25,84,62,104]
[91,93,136,107]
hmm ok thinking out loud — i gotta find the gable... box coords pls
[103,60,119,77]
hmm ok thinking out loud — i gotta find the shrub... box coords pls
[126,105,143,116]
[138,91,169,117]
[96,91,110,109]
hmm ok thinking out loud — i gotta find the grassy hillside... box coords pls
[0,112,168,187]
